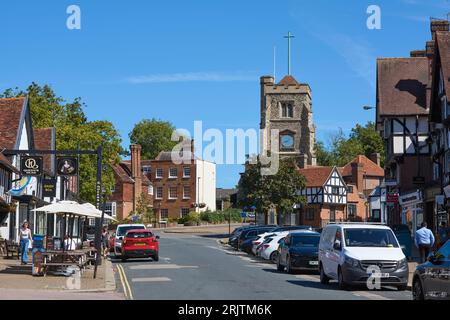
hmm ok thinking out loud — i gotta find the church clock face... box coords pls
[281,134,294,149]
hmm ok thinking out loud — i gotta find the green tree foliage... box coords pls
[316,122,384,167]
[1,83,125,203]
[129,119,178,160]
[237,158,306,219]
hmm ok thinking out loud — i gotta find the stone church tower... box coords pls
[260,74,316,168]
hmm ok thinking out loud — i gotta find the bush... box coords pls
[198,208,243,224]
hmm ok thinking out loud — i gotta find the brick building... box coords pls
[111,144,152,221]
[111,141,216,222]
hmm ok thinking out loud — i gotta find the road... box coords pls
[112,232,412,300]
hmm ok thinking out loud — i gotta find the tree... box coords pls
[238,158,306,223]
[316,122,384,167]
[129,119,178,160]
[1,83,125,203]
[136,192,153,223]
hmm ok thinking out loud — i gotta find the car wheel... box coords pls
[319,263,330,284]
[413,279,424,300]
[338,267,348,290]
[286,256,294,274]
[153,253,159,262]
[276,257,284,272]
[270,251,279,264]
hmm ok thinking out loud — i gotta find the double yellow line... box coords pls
[117,264,133,300]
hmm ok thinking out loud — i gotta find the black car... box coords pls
[228,225,277,248]
[238,226,277,251]
[277,231,321,274]
[412,240,450,300]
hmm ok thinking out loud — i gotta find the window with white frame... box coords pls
[183,166,191,178]
[169,186,178,199]
[156,168,163,179]
[156,186,163,199]
[148,184,154,195]
[142,166,151,175]
[183,185,190,199]
[169,168,177,178]
[104,202,117,218]
[180,208,190,217]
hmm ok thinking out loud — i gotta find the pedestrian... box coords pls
[438,221,449,248]
[18,221,32,265]
[415,222,435,263]
[101,226,109,257]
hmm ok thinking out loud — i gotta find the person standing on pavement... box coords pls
[415,222,435,263]
[18,221,32,265]
[101,226,109,257]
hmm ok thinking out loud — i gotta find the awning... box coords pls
[30,200,99,218]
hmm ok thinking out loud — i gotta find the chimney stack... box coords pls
[351,162,365,192]
[369,153,381,167]
[130,144,142,213]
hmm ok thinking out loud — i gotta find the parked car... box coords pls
[270,225,313,233]
[238,226,277,252]
[121,229,160,262]
[260,234,287,262]
[252,231,289,255]
[113,224,146,256]
[412,240,450,300]
[318,223,408,290]
[277,231,321,273]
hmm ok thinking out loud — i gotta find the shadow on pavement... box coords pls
[0,265,32,275]
[197,234,229,239]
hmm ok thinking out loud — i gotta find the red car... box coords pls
[121,229,159,262]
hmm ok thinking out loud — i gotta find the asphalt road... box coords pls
[112,232,413,300]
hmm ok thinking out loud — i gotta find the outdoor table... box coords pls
[42,250,88,276]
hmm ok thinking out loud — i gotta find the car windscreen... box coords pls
[344,228,399,248]
[291,235,320,247]
[117,226,145,236]
[126,232,153,238]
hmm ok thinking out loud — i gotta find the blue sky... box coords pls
[1,0,449,188]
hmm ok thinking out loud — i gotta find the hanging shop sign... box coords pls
[57,157,78,176]
[399,191,422,206]
[42,178,57,198]
[20,156,43,176]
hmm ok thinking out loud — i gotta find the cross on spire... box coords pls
[284,31,295,75]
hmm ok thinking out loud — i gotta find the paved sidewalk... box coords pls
[159,223,245,235]
[0,254,123,300]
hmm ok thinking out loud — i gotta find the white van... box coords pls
[318,223,408,290]
[113,224,146,256]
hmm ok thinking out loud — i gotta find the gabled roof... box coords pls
[340,155,384,177]
[278,75,300,86]
[113,161,151,186]
[154,151,199,162]
[436,31,450,97]
[0,97,30,149]
[298,166,334,187]
[377,57,429,116]
[34,128,55,174]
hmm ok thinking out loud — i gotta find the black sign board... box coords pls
[42,178,57,198]
[413,176,426,185]
[20,156,43,176]
[57,157,78,176]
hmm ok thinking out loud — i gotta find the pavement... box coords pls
[113,231,414,300]
[158,223,244,235]
[0,253,123,300]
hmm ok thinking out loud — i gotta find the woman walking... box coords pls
[18,221,32,265]
[101,226,110,258]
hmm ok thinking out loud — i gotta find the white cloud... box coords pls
[125,71,257,84]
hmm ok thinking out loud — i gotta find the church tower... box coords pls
[260,74,317,168]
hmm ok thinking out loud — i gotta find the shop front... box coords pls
[399,190,423,234]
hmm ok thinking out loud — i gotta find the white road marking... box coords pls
[352,291,391,300]
[129,264,199,270]
[131,277,172,283]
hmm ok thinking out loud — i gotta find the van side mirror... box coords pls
[156,235,160,240]
[333,240,342,251]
